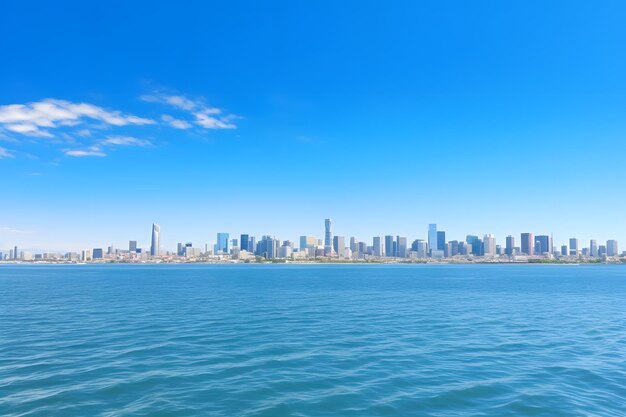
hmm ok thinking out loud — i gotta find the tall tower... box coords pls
[324,218,332,256]
[428,224,437,256]
[150,223,161,257]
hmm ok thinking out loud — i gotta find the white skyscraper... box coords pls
[151,223,161,257]
[483,234,496,256]
[428,224,437,256]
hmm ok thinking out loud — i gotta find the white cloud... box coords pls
[101,135,151,147]
[142,92,237,129]
[0,146,15,158]
[194,111,237,129]
[161,114,192,129]
[0,99,155,137]
[64,146,106,157]
[0,226,35,234]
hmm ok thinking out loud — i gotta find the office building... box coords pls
[129,240,137,252]
[505,235,514,256]
[483,234,496,256]
[428,224,437,256]
[216,233,230,254]
[535,235,551,255]
[590,240,598,257]
[150,223,161,257]
[92,248,103,259]
[607,240,619,256]
[521,233,533,256]
[239,234,249,251]
[333,236,346,258]
[373,236,383,257]
[384,235,394,257]
[324,219,333,256]
[569,238,579,256]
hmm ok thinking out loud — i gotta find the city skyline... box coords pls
[2,2,626,251]
[1,219,622,260]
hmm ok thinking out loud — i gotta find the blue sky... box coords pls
[1,1,625,251]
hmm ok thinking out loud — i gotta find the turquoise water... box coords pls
[2,265,626,416]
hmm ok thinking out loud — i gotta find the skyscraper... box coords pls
[437,231,446,251]
[150,223,161,257]
[607,240,619,256]
[324,219,332,256]
[428,224,437,255]
[373,236,383,257]
[240,234,250,251]
[505,235,514,256]
[521,233,533,256]
[483,234,496,256]
[396,236,408,258]
[569,238,579,256]
[384,235,394,257]
[590,240,598,257]
[535,235,551,255]
[333,236,346,257]
[129,240,137,252]
[216,233,229,254]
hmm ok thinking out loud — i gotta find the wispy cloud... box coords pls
[0,226,35,234]
[64,146,107,157]
[0,99,154,137]
[101,135,152,147]
[161,114,192,129]
[141,92,238,130]
[0,146,15,158]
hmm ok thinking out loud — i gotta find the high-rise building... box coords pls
[350,237,358,253]
[150,223,161,257]
[561,245,568,256]
[216,233,229,254]
[607,240,619,256]
[505,235,514,256]
[129,240,137,252]
[396,236,408,258]
[324,219,332,256]
[240,234,250,251]
[333,236,346,258]
[483,234,496,256]
[590,240,598,257]
[428,224,437,256]
[384,235,394,257]
[569,238,579,256]
[535,235,551,255]
[521,233,533,256]
[373,236,383,257]
[437,231,446,251]
[466,235,482,256]
[14,246,18,260]
[92,248,103,259]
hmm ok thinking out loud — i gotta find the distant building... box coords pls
[535,235,551,255]
[569,238,579,256]
[92,248,103,259]
[428,224,437,256]
[483,234,496,256]
[373,236,383,257]
[129,240,137,252]
[240,234,250,251]
[505,235,514,256]
[333,236,346,258]
[384,235,394,257]
[466,235,482,256]
[324,219,333,256]
[561,245,568,256]
[396,236,408,258]
[216,232,229,254]
[150,223,161,257]
[521,233,533,256]
[607,240,619,256]
[590,240,598,257]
